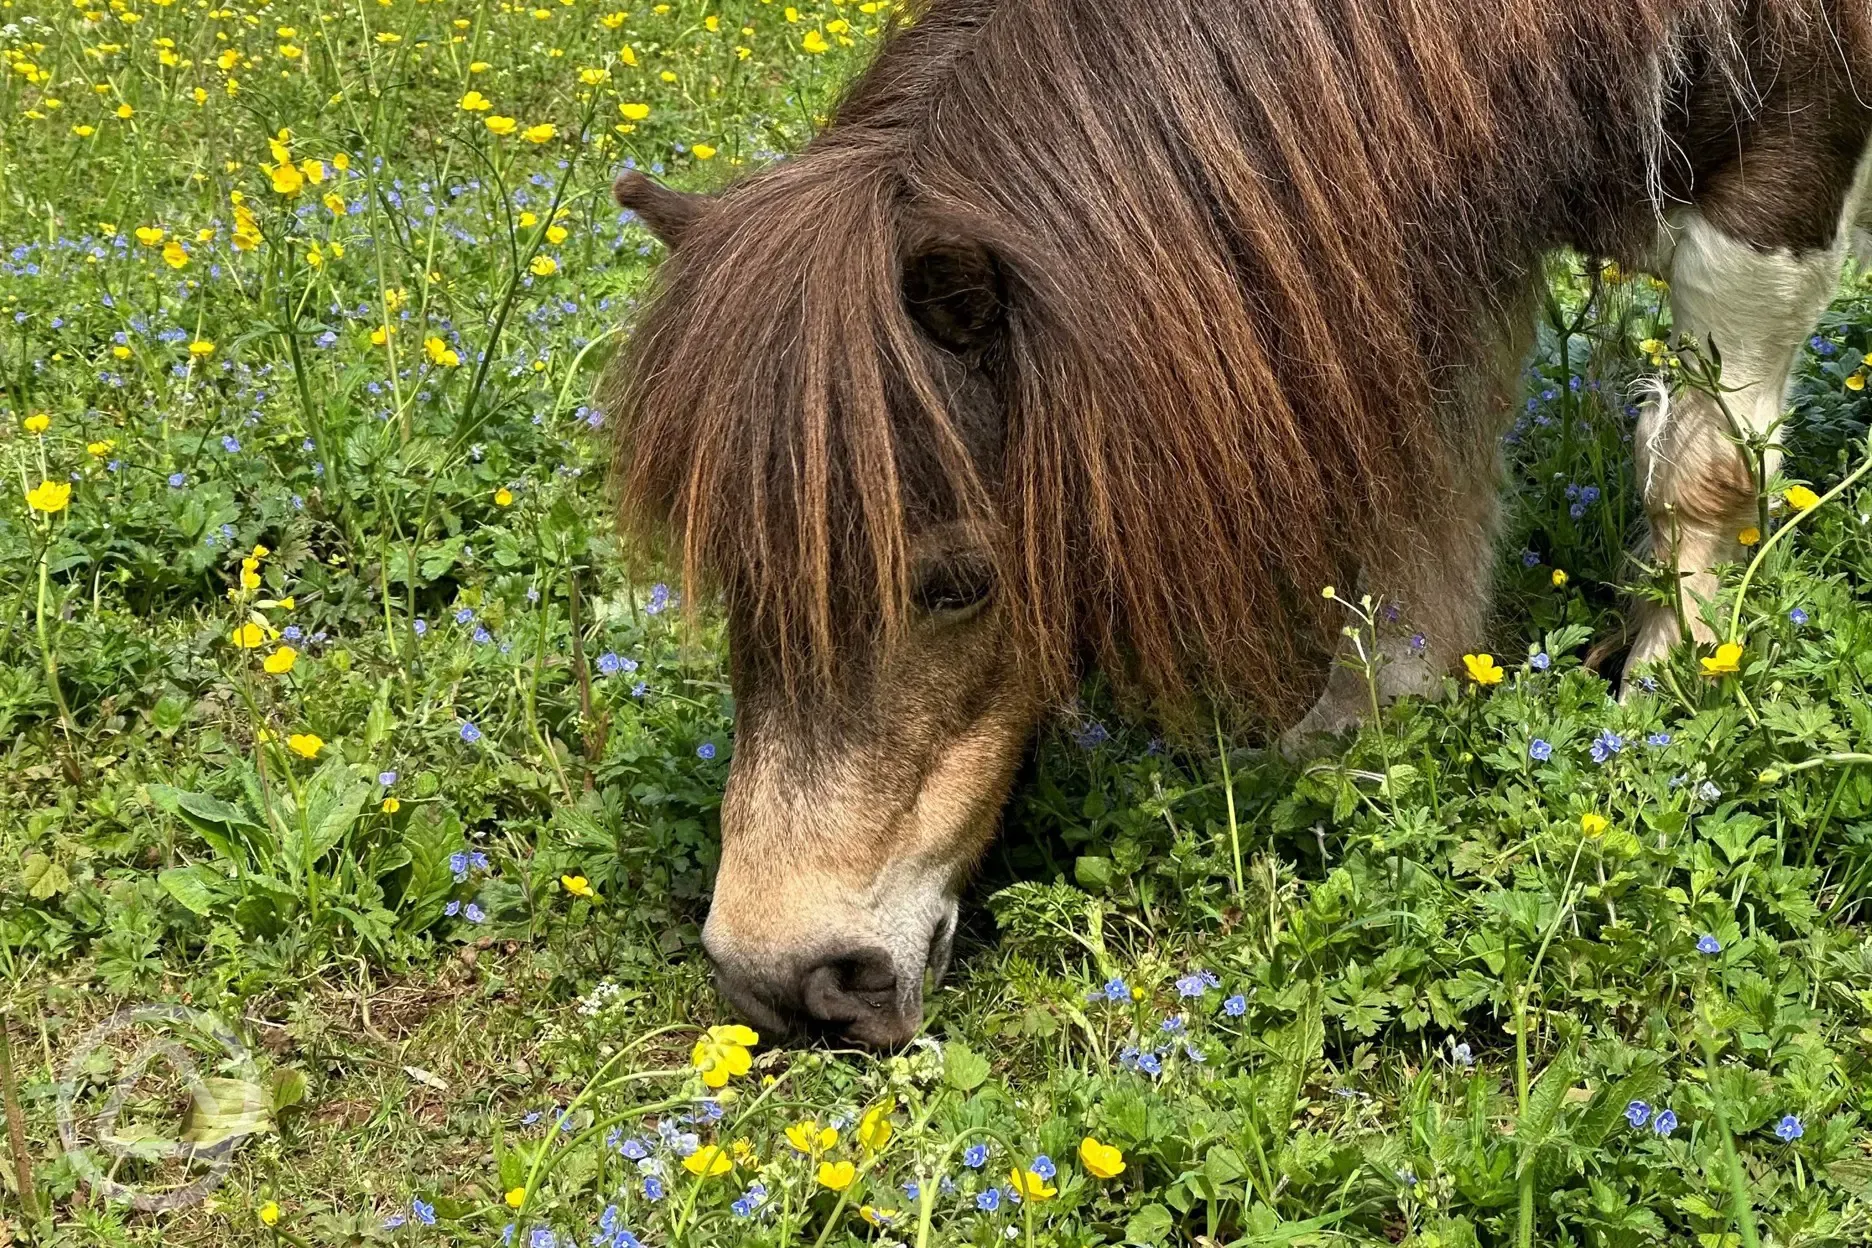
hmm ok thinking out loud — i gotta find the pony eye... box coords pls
[913,560,993,617]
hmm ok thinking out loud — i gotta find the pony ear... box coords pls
[902,241,1005,353]
[613,171,709,248]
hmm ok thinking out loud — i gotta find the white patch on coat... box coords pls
[1627,142,1872,671]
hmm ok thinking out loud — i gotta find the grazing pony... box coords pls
[603,0,1872,1045]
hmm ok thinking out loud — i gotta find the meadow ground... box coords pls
[8,1,1872,1245]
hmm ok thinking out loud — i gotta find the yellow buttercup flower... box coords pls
[505,1187,526,1208]
[561,874,595,897]
[258,1200,280,1226]
[692,143,716,160]
[801,29,828,52]
[1080,1135,1126,1178]
[87,440,115,456]
[860,1206,899,1227]
[1009,1167,1057,1201]
[529,255,558,277]
[230,621,267,648]
[522,122,556,143]
[1738,526,1761,546]
[135,225,165,246]
[1550,568,1568,588]
[494,487,514,506]
[1462,653,1504,686]
[459,89,492,111]
[24,413,50,434]
[816,1160,855,1191]
[858,1103,892,1150]
[545,224,568,245]
[263,645,298,674]
[1785,485,1821,512]
[286,733,323,759]
[26,480,72,513]
[682,1144,734,1177]
[161,239,189,268]
[424,336,461,367]
[691,1023,757,1088]
[620,101,650,121]
[381,796,401,813]
[485,115,518,135]
[1700,641,1744,677]
[190,340,216,356]
[268,160,304,195]
[1580,813,1608,838]
[785,1120,837,1153]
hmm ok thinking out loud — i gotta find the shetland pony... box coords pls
[601,0,1872,1046]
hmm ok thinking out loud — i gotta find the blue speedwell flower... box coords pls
[1103,976,1129,1002]
[1530,652,1551,671]
[1790,607,1810,626]
[976,1188,1001,1213]
[1697,934,1722,955]
[1223,994,1247,1017]
[1625,1100,1651,1129]
[1529,738,1553,761]
[1590,730,1624,764]
[1647,732,1672,747]
[460,721,482,744]
[963,1143,989,1169]
[1031,1155,1056,1180]
[1775,1114,1804,1141]
[1653,1109,1678,1136]
[697,743,716,760]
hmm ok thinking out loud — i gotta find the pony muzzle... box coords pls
[702,919,936,1049]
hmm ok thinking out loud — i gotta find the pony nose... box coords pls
[709,942,915,1047]
[799,947,900,1033]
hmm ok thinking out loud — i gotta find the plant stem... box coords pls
[0,1009,39,1224]
[1215,713,1245,898]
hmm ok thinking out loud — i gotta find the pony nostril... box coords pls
[799,947,899,1025]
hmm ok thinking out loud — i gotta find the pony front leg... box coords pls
[1284,491,1501,748]
[1626,210,1848,672]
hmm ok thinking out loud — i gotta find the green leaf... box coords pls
[21,852,71,899]
[399,804,463,931]
[943,1042,991,1092]
[1074,855,1115,893]
[269,1068,308,1113]
[179,1077,273,1148]
[1124,1203,1175,1245]
[1515,1048,1578,1175]
[277,759,372,879]
[1204,1145,1248,1184]
[159,865,226,916]
[148,783,263,866]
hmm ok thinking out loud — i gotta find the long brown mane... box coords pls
[604,0,1865,722]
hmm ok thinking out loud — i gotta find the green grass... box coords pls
[7,1,1872,1245]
